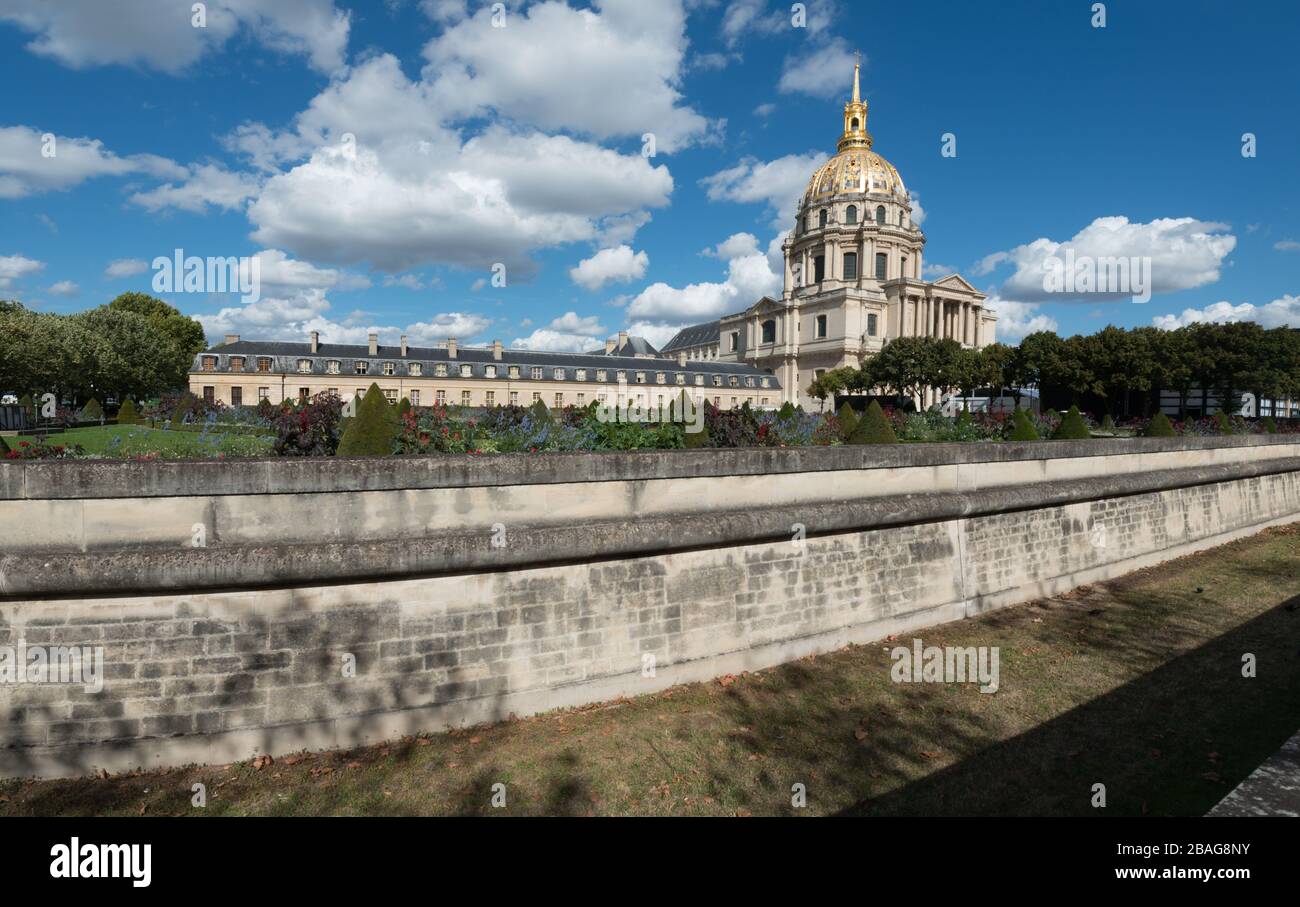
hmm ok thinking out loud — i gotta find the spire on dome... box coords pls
[838,58,871,152]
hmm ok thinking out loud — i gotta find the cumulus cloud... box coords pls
[983,297,1058,344]
[129,163,261,214]
[0,253,44,289]
[46,279,79,297]
[721,0,838,46]
[701,151,826,226]
[0,0,350,73]
[511,311,608,352]
[420,0,713,152]
[236,54,673,275]
[570,245,648,290]
[1274,240,1300,252]
[625,231,781,342]
[0,125,183,198]
[104,258,149,279]
[778,37,857,97]
[1152,295,1300,330]
[977,216,1237,303]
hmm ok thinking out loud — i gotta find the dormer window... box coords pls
[257,357,272,372]
[229,356,245,372]
[531,367,543,379]
[460,364,472,378]
[484,365,496,378]
[508,366,520,379]
[435,363,447,377]
[576,369,586,381]
[201,356,217,371]
[694,375,703,386]
[655,372,665,384]
[408,362,421,376]
[355,361,368,375]
[554,368,565,380]
[327,360,341,374]
[712,376,722,387]
[383,362,396,376]
[297,359,312,373]
[596,369,607,381]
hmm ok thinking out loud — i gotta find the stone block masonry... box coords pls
[2,438,1299,777]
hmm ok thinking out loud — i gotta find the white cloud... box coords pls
[624,320,688,350]
[1152,295,1300,330]
[983,297,1057,344]
[420,0,713,153]
[570,245,648,290]
[977,216,1237,302]
[47,279,79,297]
[701,151,826,226]
[105,258,148,279]
[778,37,857,97]
[0,125,183,198]
[511,310,607,351]
[626,231,780,326]
[0,0,350,73]
[0,253,45,289]
[383,273,428,290]
[721,0,837,46]
[129,163,261,214]
[753,103,776,117]
[1274,240,1300,252]
[241,54,673,275]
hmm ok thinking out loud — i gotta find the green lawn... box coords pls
[32,424,274,458]
[3,524,1298,816]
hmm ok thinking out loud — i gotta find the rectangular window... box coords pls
[655,372,665,384]
[867,313,879,336]
[300,387,311,402]
[257,357,272,373]
[596,369,607,381]
[485,390,494,406]
[328,387,338,397]
[554,393,563,407]
[355,361,368,374]
[814,255,825,282]
[576,369,586,381]
[712,376,722,387]
[532,392,541,403]
[201,356,217,371]
[258,387,269,401]
[509,391,518,405]
[694,375,703,386]
[383,362,395,375]
[675,373,685,385]
[531,367,543,380]
[230,356,245,372]
[383,388,397,403]
[460,364,472,378]
[298,359,312,373]
[616,370,626,382]
[410,390,419,406]
[408,362,421,376]
[230,387,243,406]
[843,252,858,280]
[729,332,739,352]
[327,360,340,374]
[816,314,828,338]
[436,390,446,405]
[875,253,887,280]
[435,363,448,377]
[203,386,214,403]
[576,393,585,405]
[484,365,496,378]
[461,390,471,406]
[636,372,646,384]
[508,366,520,379]
[554,368,565,380]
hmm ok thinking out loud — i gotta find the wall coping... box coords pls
[5,455,1298,598]
[2,434,1297,501]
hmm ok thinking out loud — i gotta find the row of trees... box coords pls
[809,322,1300,418]
[0,293,207,407]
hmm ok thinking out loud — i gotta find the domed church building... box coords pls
[662,63,996,409]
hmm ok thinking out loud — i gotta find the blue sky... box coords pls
[1,0,1297,350]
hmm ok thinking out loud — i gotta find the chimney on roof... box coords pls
[400,334,408,357]
[492,340,503,361]
[604,338,616,354]
[617,331,628,352]
[677,351,686,367]
[310,331,319,353]
[224,334,239,346]
[447,338,458,359]
[368,332,378,357]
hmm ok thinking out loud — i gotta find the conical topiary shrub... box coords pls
[849,400,898,444]
[529,398,552,425]
[397,397,412,419]
[836,401,859,442]
[117,398,139,425]
[1214,411,1235,435]
[80,398,103,422]
[1099,413,1115,433]
[336,383,399,456]
[1008,407,1040,441]
[1144,411,1176,437]
[777,401,797,421]
[1051,405,1090,440]
[1261,415,1277,434]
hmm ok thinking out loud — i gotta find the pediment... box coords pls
[931,274,980,294]
[741,296,784,317]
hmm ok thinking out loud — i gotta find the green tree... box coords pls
[337,383,399,456]
[107,292,206,389]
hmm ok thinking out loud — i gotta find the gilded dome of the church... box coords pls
[803,149,907,206]
[800,58,908,207]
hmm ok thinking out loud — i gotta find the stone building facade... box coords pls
[662,63,997,409]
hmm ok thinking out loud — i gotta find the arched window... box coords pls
[875,253,888,280]
[851,117,860,129]
[818,209,828,228]
[845,205,857,224]
[843,252,858,280]
[761,320,776,344]
[875,206,886,225]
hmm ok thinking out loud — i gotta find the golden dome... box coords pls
[803,148,907,206]
[801,60,907,207]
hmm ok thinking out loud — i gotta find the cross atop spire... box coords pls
[838,59,871,152]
